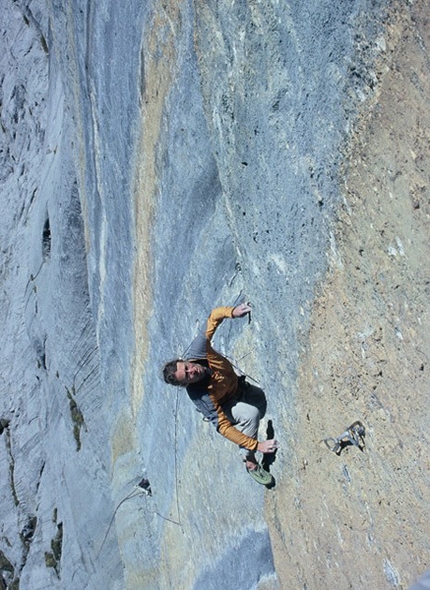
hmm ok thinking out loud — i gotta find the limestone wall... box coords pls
[0,0,428,588]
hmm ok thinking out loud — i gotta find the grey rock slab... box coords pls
[0,0,391,588]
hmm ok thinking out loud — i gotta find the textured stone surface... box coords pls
[269,5,430,588]
[0,0,428,589]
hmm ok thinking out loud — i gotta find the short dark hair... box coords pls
[162,360,181,386]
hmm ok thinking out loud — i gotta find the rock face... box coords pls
[0,0,428,589]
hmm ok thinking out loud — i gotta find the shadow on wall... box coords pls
[192,528,276,590]
[410,570,430,590]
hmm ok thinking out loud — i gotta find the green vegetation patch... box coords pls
[44,521,63,576]
[0,550,14,574]
[65,386,85,451]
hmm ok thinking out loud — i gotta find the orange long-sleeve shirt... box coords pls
[203,307,258,451]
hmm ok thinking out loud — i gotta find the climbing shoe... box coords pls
[246,464,273,485]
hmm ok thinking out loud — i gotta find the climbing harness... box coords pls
[323,421,365,455]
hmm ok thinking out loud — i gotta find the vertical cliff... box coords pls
[0,0,428,589]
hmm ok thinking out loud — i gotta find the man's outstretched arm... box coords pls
[184,303,251,361]
[205,303,252,341]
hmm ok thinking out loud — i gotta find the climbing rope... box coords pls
[173,387,183,529]
[96,473,183,560]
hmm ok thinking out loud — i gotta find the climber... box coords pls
[162,304,279,485]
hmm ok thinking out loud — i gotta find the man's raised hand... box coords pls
[232,302,252,318]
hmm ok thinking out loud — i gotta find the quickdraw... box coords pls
[323,421,365,455]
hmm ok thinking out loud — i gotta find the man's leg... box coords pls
[223,384,267,468]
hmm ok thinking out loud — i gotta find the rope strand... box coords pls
[173,388,183,529]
